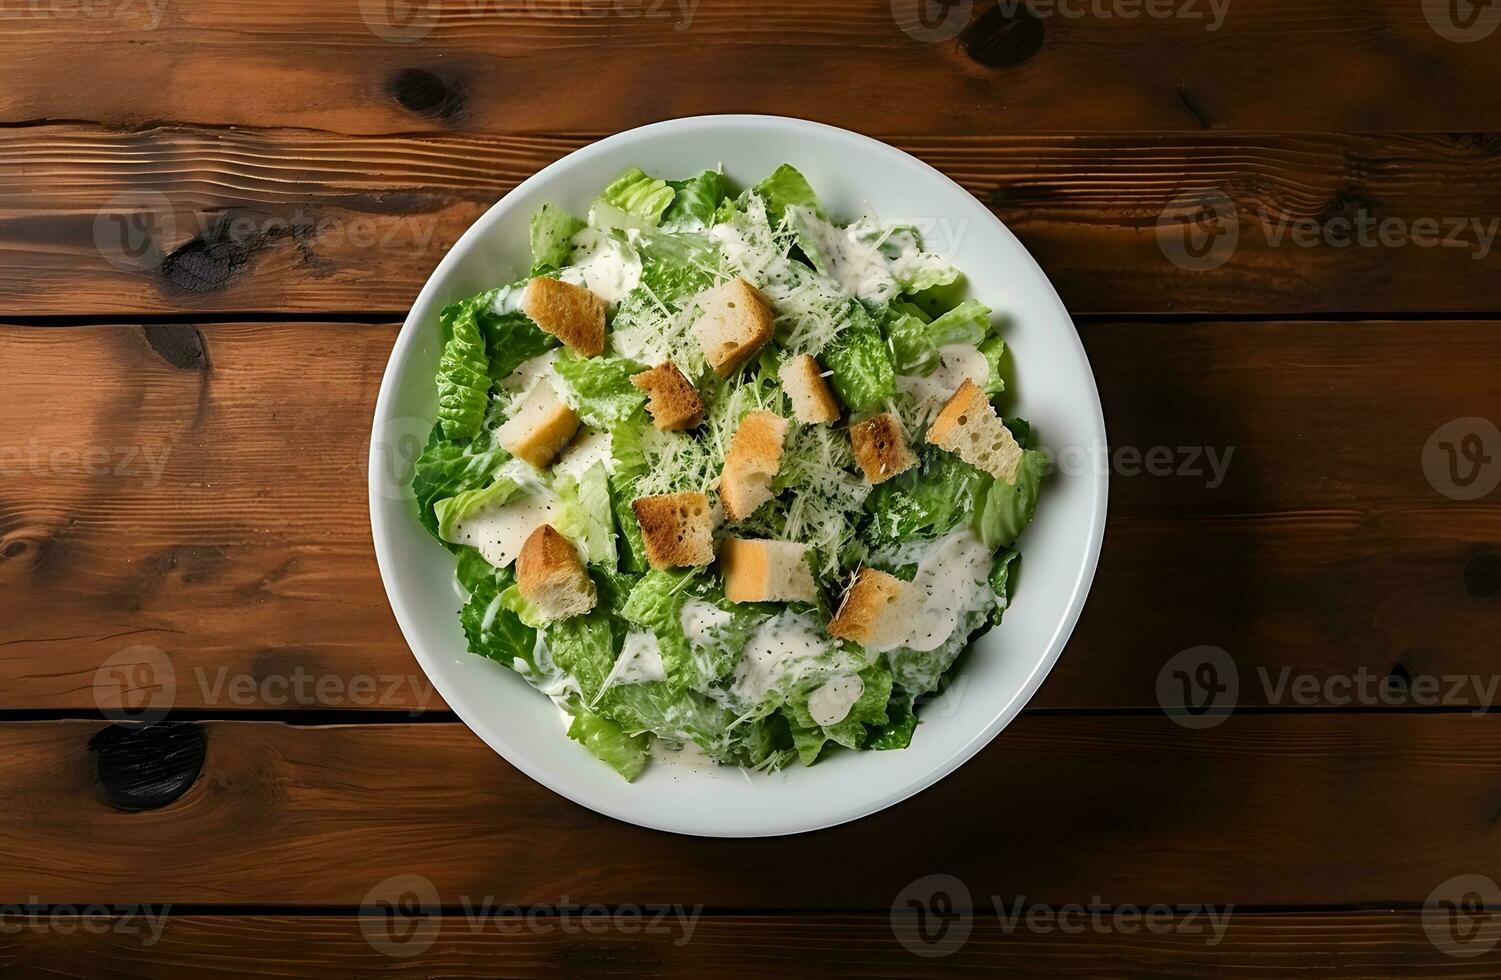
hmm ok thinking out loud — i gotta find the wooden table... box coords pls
[3,0,1501,974]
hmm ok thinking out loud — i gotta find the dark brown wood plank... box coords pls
[5,126,1501,316]
[2,320,1497,712]
[3,716,1500,905]
[2,911,1493,977]
[1,0,1498,134]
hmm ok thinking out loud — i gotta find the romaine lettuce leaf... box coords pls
[988,547,1020,626]
[974,447,1047,549]
[926,298,992,348]
[978,336,1007,396]
[595,166,674,227]
[865,699,918,750]
[663,170,732,230]
[566,707,649,780]
[433,477,524,544]
[456,549,539,673]
[543,605,618,701]
[751,164,823,224]
[552,353,648,428]
[821,302,895,411]
[864,447,989,548]
[882,304,938,375]
[785,664,893,765]
[529,204,586,270]
[411,424,509,540]
[554,462,616,569]
[435,304,491,439]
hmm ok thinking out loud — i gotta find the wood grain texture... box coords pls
[2,321,1497,712]
[3,716,1501,905]
[2,912,1493,977]
[1,0,1499,134]
[5,126,1501,316]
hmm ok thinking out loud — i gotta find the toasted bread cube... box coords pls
[632,492,714,569]
[516,524,597,622]
[720,538,818,604]
[927,379,1023,485]
[520,277,605,357]
[720,410,789,522]
[828,568,907,649]
[692,277,774,376]
[778,354,840,424]
[497,382,580,469]
[630,361,704,431]
[849,412,916,485]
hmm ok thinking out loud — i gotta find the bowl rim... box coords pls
[369,113,1108,837]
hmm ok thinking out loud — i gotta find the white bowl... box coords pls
[369,115,1107,837]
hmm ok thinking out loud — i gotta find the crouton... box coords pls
[692,277,774,376]
[828,568,907,649]
[520,277,605,357]
[497,381,580,469]
[927,379,1023,485]
[516,524,597,622]
[632,492,714,568]
[630,361,704,431]
[720,538,818,604]
[778,354,840,424]
[849,412,916,485]
[720,410,789,522]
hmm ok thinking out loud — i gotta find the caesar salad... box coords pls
[409,163,1046,780]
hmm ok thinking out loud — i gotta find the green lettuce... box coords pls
[822,303,895,411]
[411,425,509,540]
[567,708,649,780]
[926,298,992,348]
[864,448,989,548]
[456,549,538,673]
[751,164,823,224]
[435,303,491,439]
[554,462,616,569]
[595,166,674,227]
[663,170,732,230]
[433,477,524,544]
[553,354,648,428]
[543,604,618,701]
[974,447,1047,549]
[529,204,586,270]
[785,664,894,765]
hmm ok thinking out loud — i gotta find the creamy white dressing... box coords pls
[449,491,562,568]
[798,212,899,306]
[607,630,667,686]
[896,343,989,416]
[489,282,526,316]
[498,349,560,401]
[731,611,831,704]
[553,428,615,480]
[559,227,641,304]
[680,600,733,647]
[649,738,714,769]
[869,530,994,654]
[807,674,865,727]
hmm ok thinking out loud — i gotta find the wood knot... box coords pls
[89,722,206,812]
[962,2,1044,68]
[143,324,208,372]
[388,68,466,121]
